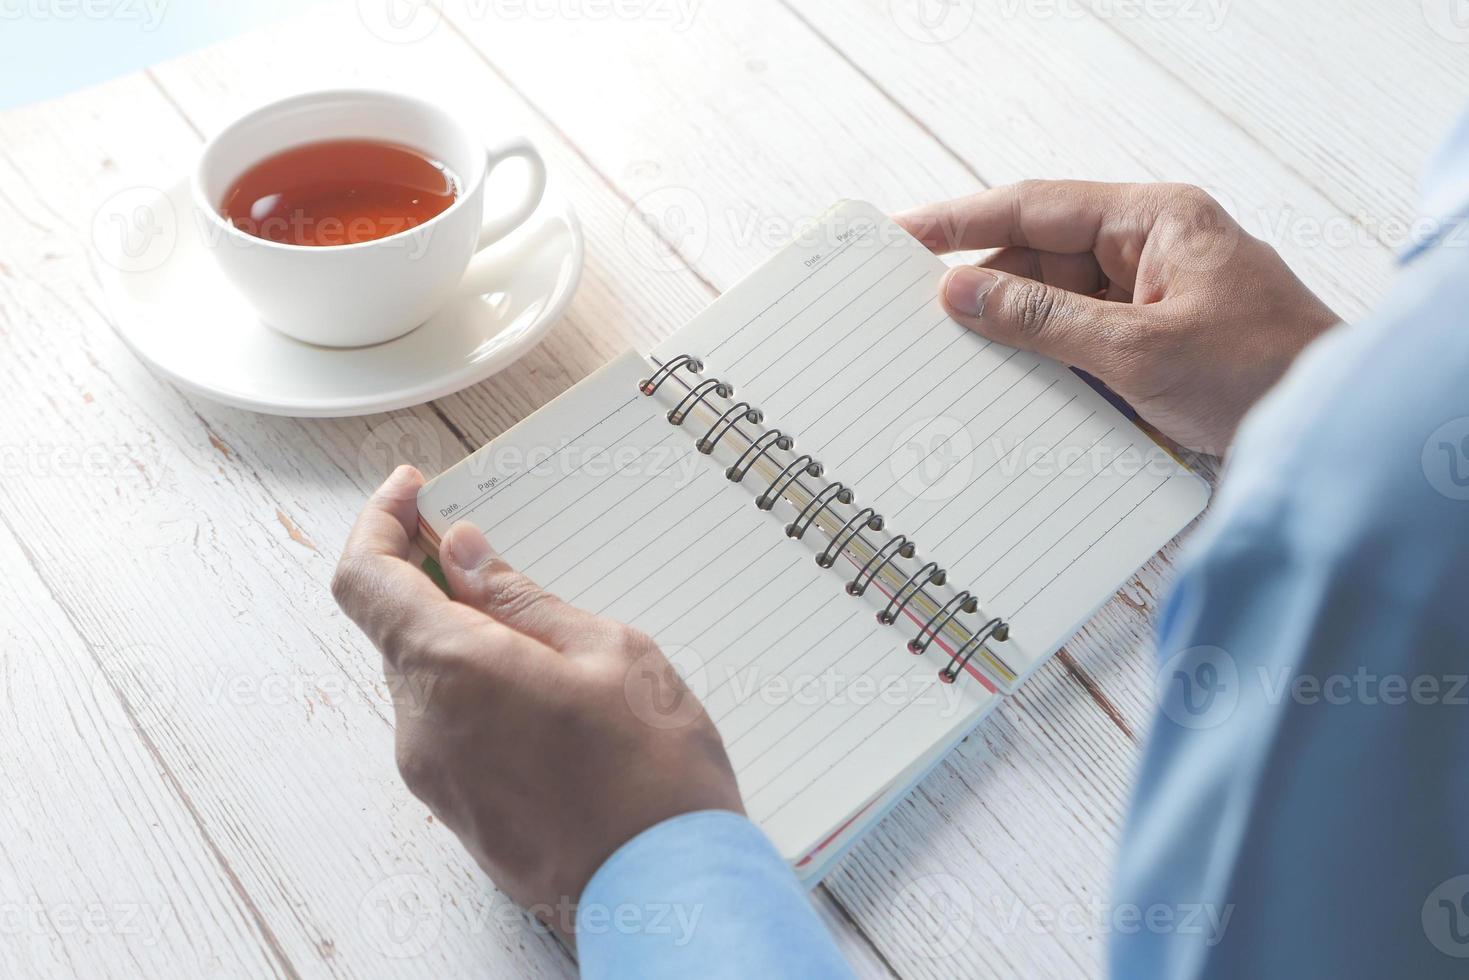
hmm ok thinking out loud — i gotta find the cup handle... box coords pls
[477,138,548,250]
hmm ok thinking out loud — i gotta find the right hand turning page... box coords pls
[653,200,1208,682]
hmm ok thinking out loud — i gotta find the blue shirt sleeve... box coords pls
[576,810,854,979]
[1109,223,1469,972]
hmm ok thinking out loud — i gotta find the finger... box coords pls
[342,464,425,564]
[978,247,1107,297]
[898,181,1126,252]
[897,181,1152,287]
[333,466,514,661]
[940,264,1149,382]
[439,521,610,654]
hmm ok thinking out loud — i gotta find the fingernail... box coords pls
[945,267,998,318]
[444,521,495,570]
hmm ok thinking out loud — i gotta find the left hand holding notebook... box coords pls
[332,465,743,938]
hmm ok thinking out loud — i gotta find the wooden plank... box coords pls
[1089,0,1469,234]
[783,0,1399,322]
[0,72,576,978]
[3,1,1443,975]
[0,516,286,978]
[436,0,988,287]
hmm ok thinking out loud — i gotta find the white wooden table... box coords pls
[2,2,1463,976]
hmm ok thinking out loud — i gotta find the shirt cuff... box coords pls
[576,810,853,980]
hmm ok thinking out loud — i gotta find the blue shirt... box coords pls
[578,118,1469,979]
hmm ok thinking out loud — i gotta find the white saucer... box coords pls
[95,178,583,417]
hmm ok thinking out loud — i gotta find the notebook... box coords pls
[416,201,1209,879]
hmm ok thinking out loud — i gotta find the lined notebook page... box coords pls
[654,201,1209,676]
[418,351,998,861]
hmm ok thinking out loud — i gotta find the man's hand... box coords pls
[898,180,1340,455]
[331,465,743,937]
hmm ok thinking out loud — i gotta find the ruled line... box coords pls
[455,395,642,527]
[709,223,881,360]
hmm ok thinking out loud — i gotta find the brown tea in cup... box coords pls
[219,138,459,246]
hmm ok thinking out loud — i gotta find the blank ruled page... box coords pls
[418,352,997,862]
[655,200,1209,677]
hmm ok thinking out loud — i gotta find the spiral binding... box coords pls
[787,483,852,539]
[818,507,883,568]
[698,401,763,453]
[643,352,1012,689]
[757,454,823,510]
[942,618,1010,684]
[908,591,978,655]
[846,534,914,596]
[639,354,702,396]
[727,429,795,482]
[879,561,943,625]
[668,379,733,425]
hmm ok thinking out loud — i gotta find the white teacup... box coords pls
[193,89,547,347]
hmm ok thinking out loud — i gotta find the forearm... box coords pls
[1112,242,1469,978]
[576,810,853,980]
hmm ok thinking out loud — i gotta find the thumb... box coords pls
[439,521,603,653]
[941,264,1142,381]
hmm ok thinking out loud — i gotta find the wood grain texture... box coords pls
[1091,0,1469,238]
[0,0,1446,976]
[0,66,576,980]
